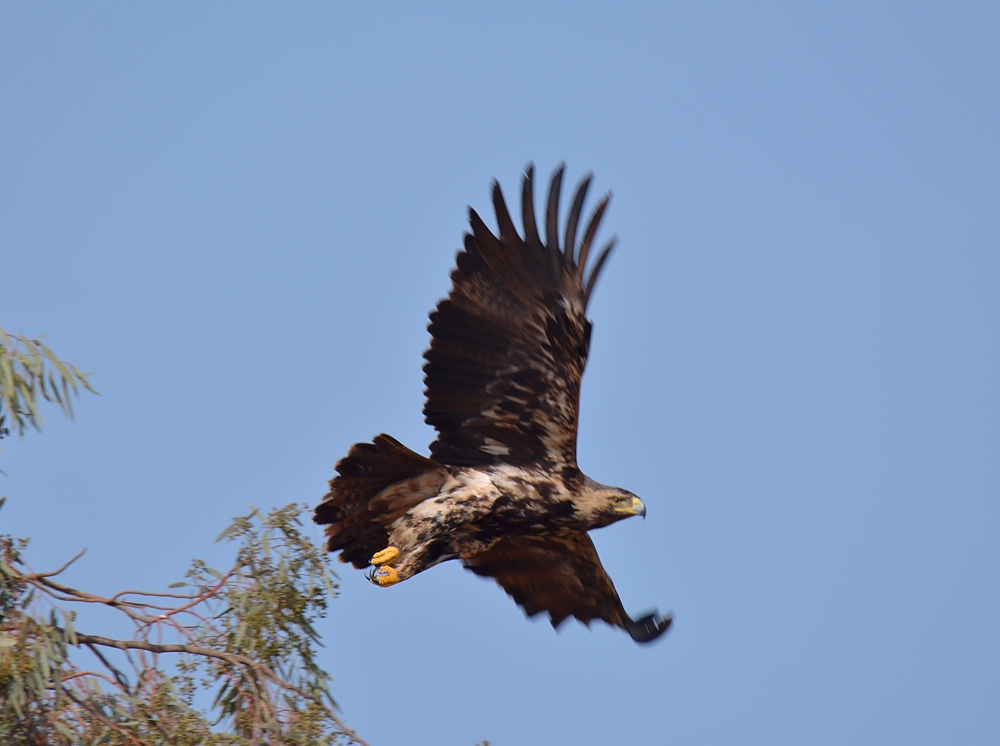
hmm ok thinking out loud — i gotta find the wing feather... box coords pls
[564,174,592,265]
[463,533,672,643]
[424,164,613,468]
[544,164,563,252]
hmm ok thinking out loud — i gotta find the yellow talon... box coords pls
[371,565,399,587]
[370,547,400,566]
[366,547,401,586]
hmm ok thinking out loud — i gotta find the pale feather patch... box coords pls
[480,438,511,456]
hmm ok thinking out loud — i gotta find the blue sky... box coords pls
[3,3,998,744]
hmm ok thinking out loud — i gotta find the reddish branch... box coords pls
[5,546,371,746]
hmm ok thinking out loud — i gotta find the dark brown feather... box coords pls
[315,434,441,569]
[315,167,671,645]
[423,165,613,469]
[463,533,672,643]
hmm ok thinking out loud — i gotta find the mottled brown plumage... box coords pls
[314,165,672,643]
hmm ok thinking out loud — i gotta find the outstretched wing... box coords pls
[463,532,672,644]
[423,165,615,468]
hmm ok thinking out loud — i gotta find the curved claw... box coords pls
[366,564,400,587]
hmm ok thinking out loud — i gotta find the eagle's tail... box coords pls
[314,434,441,569]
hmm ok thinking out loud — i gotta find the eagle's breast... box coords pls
[386,464,582,577]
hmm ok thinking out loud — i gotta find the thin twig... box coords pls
[21,548,87,579]
[61,686,154,746]
[83,641,132,692]
[59,670,122,688]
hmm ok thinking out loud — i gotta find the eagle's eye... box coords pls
[612,492,646,517]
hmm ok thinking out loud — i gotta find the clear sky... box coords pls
[3,3,998,744]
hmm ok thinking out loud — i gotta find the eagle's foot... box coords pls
[366,564,400,587]
[370,547,400,566]
[366,546,401,587]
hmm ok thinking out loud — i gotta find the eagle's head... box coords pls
[577,477,647,529]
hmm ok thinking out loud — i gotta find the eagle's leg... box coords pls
[367,546,401,587]
[371,547,400,566]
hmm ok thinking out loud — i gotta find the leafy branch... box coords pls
[0,326,97,448]
[0,500,368,746]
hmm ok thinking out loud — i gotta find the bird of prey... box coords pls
[314,165,672,643]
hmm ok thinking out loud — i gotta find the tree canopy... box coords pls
[1,500,369,746]
[0,330,369,745]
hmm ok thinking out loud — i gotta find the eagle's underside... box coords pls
[363,463,606,581]
[315,432,672,644]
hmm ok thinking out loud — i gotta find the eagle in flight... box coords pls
[314,165,672,643]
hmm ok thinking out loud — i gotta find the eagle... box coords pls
[314,165,672,643]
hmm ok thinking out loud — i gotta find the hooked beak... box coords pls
[616,495,647,519]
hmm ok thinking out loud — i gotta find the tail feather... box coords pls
[315,434,440,569]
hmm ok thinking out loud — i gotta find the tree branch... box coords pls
[68,630,372,746]
[21,548,87,579]
[75,632,270,673]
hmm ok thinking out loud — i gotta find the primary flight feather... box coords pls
[314,165,672,643]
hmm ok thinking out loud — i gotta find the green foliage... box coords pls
[0,326,97,449]
[0,501,368,746]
